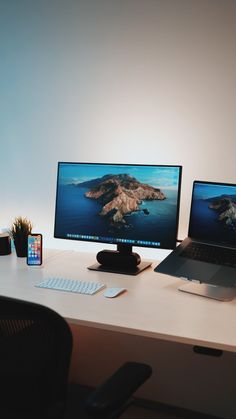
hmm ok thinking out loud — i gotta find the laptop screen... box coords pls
[188,181,236,247]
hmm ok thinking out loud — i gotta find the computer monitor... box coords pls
[54,162,182,274]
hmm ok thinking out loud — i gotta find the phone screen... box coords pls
[27,234,42,265]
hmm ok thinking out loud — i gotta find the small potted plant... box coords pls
[9,216,33,257]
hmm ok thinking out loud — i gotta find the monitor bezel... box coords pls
[54,162,182,250]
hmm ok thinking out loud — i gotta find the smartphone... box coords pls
[27,234,43,266]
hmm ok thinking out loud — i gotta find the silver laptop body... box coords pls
[155,180,236,289]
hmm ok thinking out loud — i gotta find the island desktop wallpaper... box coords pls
[54,163,182,249]
[189,182,236,245]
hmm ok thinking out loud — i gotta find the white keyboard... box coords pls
[36,277,106,295]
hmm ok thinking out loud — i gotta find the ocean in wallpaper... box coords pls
[54,163,181,248]
[190,182,236,245]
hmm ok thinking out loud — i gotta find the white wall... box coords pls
[1,0,236,259]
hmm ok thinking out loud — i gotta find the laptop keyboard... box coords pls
[180,242,236,268]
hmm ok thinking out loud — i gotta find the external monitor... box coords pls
[54,162,182,274]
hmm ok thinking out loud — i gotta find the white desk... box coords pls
[0,248,236,352]
[1,249,236,418]
[0,250,236,352]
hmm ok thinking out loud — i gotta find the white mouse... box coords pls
[104,287,127,298]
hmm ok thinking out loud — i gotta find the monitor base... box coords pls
[88,261,152,276]
[178,282,236,301]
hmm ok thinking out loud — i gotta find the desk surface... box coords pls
[1,249,236,352]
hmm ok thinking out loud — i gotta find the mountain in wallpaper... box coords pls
[76,173,166,224]
[207,195,236,230]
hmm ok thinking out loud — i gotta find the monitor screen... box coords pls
[189,180,236,246]
[54,162,182,251]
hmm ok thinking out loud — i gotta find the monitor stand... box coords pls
[88,244,152,276]
[178,282,236,302]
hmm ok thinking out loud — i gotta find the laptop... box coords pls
[155,180,236,298]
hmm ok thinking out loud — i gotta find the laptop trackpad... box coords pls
[176,260,219,282]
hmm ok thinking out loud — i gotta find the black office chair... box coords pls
[0,295,152,419]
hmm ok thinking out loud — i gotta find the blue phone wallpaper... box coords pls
[27,235,42,265]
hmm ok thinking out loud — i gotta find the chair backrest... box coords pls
[0,295,73,419]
